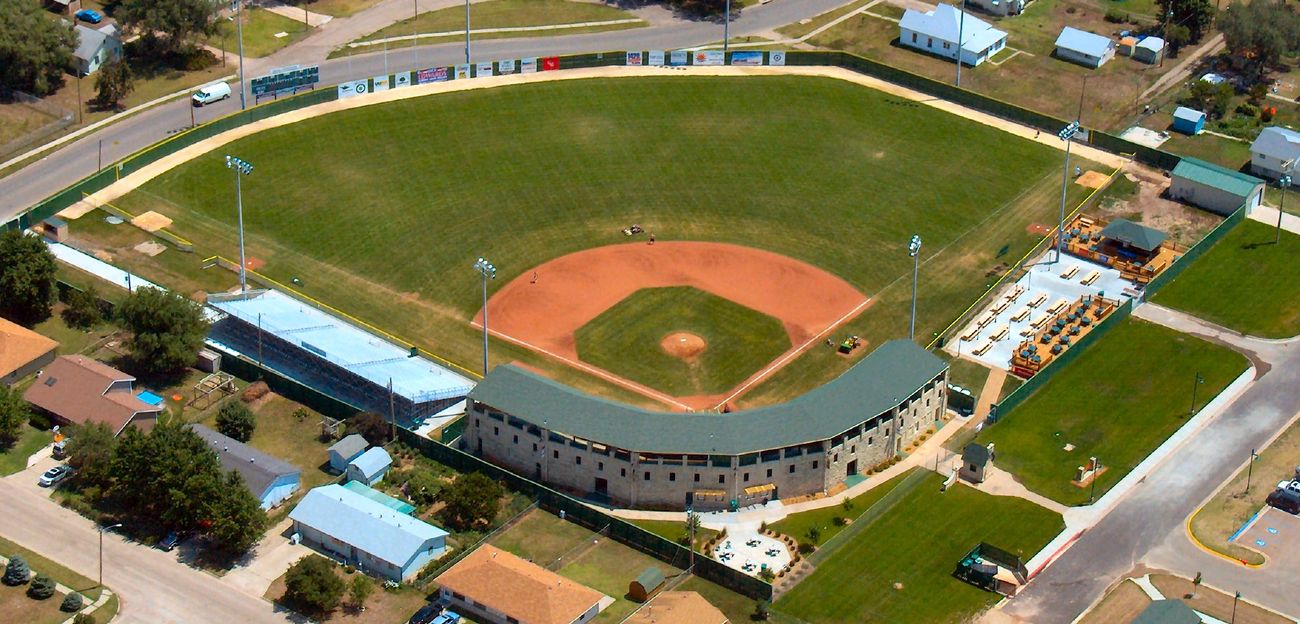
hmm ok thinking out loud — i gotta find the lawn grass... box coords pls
[768,470,909,547]
[207,7,312,58]
[978,318,1249,505]
[575,286,791,396]
[108,75,1066,406]
[264,560,435,623]
[1151,220,1300,338]
[298,0,386,17]
[0,425,54,477]
[0,536,117,622]
[0,582,67,624]
[775,0,874,40]
[775,472,1063,624]
[1078,579,1151,624]
[1150,575,1292,624]
[625,518,719,550]
[489,507,595,566]
[203,394,338,491]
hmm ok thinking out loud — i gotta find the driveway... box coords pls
[223,518,312,596]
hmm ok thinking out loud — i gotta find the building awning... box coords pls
[693,489,726,499]
[743,483,776,495]
[1099,219,1168,253]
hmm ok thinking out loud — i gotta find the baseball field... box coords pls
[99,73,1110,407]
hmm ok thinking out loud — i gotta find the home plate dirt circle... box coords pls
[661,332,707,361]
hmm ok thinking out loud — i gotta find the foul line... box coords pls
[469,321,695,411]
[711,296,875,410]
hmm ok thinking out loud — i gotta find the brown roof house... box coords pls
[626,592,729,624]
[0,317,58,386]
[24,356,164,435]
[436,545,607,624]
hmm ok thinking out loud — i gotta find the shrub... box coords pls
[1261,107,1276,122]
[758,567,776,582]
[61,591,84,612]
[806,526,821,544]
[753,599,771,621]
[61,286,104,329]
[1104,7,1127,22]
[3,556,29,585]
[241,381,269,402]
[841,497,855,512]
[74,615,96,624]
[343,564,355,574]
[832,516,846,527]
[1236,102,1260,118]
[28,574,56,599]
[216,400,256,442]
[797,541,815,554]
[284,555,344,614]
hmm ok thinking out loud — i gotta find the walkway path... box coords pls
[975,365,1005,420]
[971,465,1068,515]
[262,0,333,27]
[1249,205,1300,236]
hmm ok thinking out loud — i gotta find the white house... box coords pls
[899,4,1008,67]
[72,24,122,76]
[1054,27,1115,68]
[967,0,1024,17]
[1250,127,1300,185]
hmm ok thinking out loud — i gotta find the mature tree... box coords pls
[61,285,105,330]
[1157,0,1217,43]
[93,56,134,111]
[27,574,56,599]
[110,423,219,528]
[439,472,503,531]
[115,287,210,376]
[2,555,29,585]
[73,614,97,624]
[0,385,30,449]
[206,471,267,553]
[216,400,256,442]
[106,426,151,511]
[0,0,76,95]
[284,555,344,614]
[65,422,118,491]
[347,412,390,445]
[1164,24,1191,54]
[0,230,59,326]
[403,469,443,508]
[116,0,224,55]
[666,0,731,18]
[1219,1,1300,81]
[348,575,373,611]
[1184,80,1234,118]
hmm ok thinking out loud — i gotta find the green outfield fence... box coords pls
[1142,202,1247,298]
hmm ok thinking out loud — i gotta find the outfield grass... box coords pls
[110,75,1070,406]
[575,287,790,395]
[978,319,1249,505]
[0,425,54,477]
[1151,220,1300,339]
[775,472,1063,624]
[768,470,909,546]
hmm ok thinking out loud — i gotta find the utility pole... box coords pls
[236,0,247,109]
[1055,121,1081,262]
[724,0,731,59]
[98,523,122,586]
[955,1,966,87]
[1244,449,1259,494]
[1189,371,1203,416]
[464,0,471,64]
[908,235,922,339]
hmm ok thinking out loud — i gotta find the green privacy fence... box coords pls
[988,298,1134,423]
[1142,203,1247,298]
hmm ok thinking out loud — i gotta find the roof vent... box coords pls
[44,377,57,387]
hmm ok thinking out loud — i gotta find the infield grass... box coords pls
[107,75,1080,406]
[775,472,1063,624]
[575,287,790,396]
[1151,220,1300,339]
[977,319,1249,506]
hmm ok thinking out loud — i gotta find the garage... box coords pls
[1168,157,1266,216]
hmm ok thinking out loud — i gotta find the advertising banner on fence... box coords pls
[417,67,449,84]
[669,50,688,66]
[730,51,764,66]
[626,51,643,66]
[337,79,368,98]
[498,58,516,74]
[372,75,389,91]
[455,64,471,79]
[647,50,665,66]
[542,56,560,71]
[694,50,724,66]
[520,57,538,73]
[769,50,786,66]
[393,71,412,88]
[475,61,494,77]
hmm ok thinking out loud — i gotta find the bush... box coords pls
[74,614,97,624]
[753,599,771,621]
[1104,7,1127,22]
[215,400,256,443]
[831,516,846,527]
[28,574,56,599]
[758,567,776,582]
[1236,102,1260,118]
[61,591,84,612]
[3,556,30,585]
[61,286,104,329]
[1261,107,1276,122]
[797,541,815,554]
[805,526,821,544]
[284,555,344,614]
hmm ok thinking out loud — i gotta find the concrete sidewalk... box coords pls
[262,0,333,27]
[1249,205,1300,236]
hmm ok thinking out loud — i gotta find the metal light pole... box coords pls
[473,257,497,376]
[226,156,254,292]
[1088,458,1100,503]
[236,0,247,109]
[1189,371,1203,416]
[98,523,123,586]
[1055,121,1081,263]
[1277,175,1292,244]
[413,0,419,66]
[724,0,731,58]
[1231,591,1241,623]
[464,0,471,64]
[909,234,922,340]
[1245,449,1259,494]
[956,1,966,87]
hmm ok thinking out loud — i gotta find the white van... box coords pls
[192,82,232,106]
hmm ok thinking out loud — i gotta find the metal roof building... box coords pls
[1054,27,1115,68]
[1169,157,1266,215]
[188,423,301,510]
[1250,126,1300,184]
[290,483,447,581]
[346,446,392,486]
[1099,219,1168,253]
[899,4,1008,67]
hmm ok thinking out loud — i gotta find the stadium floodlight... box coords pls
[908,234,922,340]
[473,257,497,376]
[226,155,254,292]
[1277,174,1292,244]
[1054,121,1081,263]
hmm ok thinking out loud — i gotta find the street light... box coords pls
[235,0,247,109]
[1189,371,1204,417]
[1055,121,1081,263]
[225,155,254,292]
[464,0,471,64]
[1088,457,1101,503]
[473,257,497,376]
[1231,591,1241,624]
[1244,449,1260,495]
[909,234,922,340]
[98,523,122,586]
[723,0,732,59]
[1276,174,1292,244]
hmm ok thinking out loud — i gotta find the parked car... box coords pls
[408,603,444,624]
[38,465,73,487]
[74,9,103,23]
[51,439,68,460]
[158,531,188,552]
[191,82,232,106]
[431,613,461,624]
[1267,488,1300,515]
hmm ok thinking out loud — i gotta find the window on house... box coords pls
[694,473,701,482]
[513,435,518,444]
[493,426,499,436]
[532,443,538,452]
[743,472,750,482]
[767,468,773,478]
[621,468,627,477]
[911,32,917,43]
[575,456,582,465]
[868,437,874,445]
[927,37,933,48]
[943,41,950,49]
[598,461,604,471]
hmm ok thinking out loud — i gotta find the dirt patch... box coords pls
[56,200,98,220]
[1027,223,1052,236]
[1097,164,1223,247]
[1075,170,1110,189]
[132,240,166,257]
[130,210,173,232]
[244,256,265,271]
[661,331,706,362]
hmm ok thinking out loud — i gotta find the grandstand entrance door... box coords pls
[846,460,858,476]
[594,478,608,496]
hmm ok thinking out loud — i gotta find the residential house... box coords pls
[289,483,449,582]
[1250,126,1300,184]
[899,4,1008,67]
[0,317,58,386]
[23,356,163,435]
[436,545,606,624]
[1171,107,1206,135]
[43,0,81,17]
[1054,27,1115,68]
[188,423,301,510]
[625,592,728,624]
[346,446,391,486]
[967,0,1024,17]
[1168,157,1266,215]
[1133,37,1164,64]
[72,24,123,76]
[328,434,368,473]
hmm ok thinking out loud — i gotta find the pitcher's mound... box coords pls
[661,332,706,361]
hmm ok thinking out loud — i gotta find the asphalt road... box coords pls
[0,0,848,220]
[1001,304,1300,623]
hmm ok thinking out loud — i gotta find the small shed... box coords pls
[1169,157,1266,215]
[629,567,666,602]
[42,217,68,242]
[1171,107,1206,135]
[327,434,368,473]
[346,446,392,486]
[960,443,992,484]
[1134,36,1164,64]
[1133,599,1201,624]
[1054,27,1115,68]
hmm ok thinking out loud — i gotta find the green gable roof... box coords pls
[468,340,948,455]
[1172,157,1264,198]
[634,567,665,590]
[1099,218,1167,253]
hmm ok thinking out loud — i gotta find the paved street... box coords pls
[1000,304,1300,623]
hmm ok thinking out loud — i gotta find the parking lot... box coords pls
[1235,506,1300,563]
